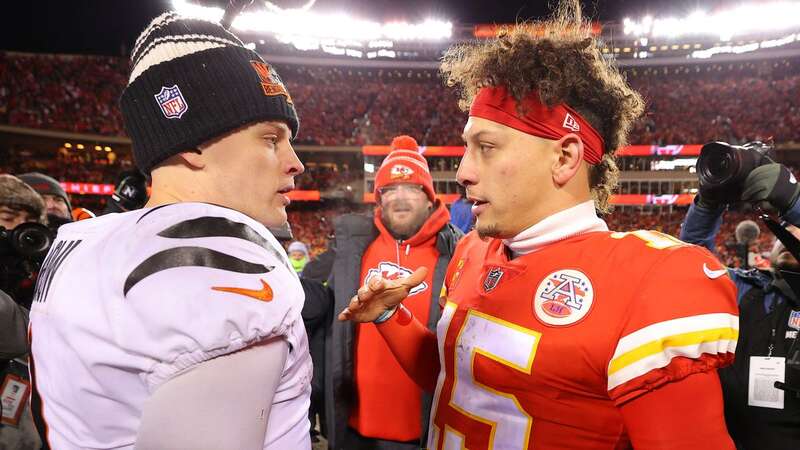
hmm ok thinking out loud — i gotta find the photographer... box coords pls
[1,174,47,449]
[0,174,47,349]
[17,172,73,228]
[681,147,800,449]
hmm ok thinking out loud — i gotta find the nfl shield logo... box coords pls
[483,267,504,292]
[789,310,800,331]
[154,85,188,119]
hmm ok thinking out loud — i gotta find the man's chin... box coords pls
[476,222,502,240]
[258,208,287,229]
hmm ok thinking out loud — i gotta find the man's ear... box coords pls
[178,149,205,170]
[552,133,584,186]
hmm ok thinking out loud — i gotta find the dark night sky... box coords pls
[0,0,752,56]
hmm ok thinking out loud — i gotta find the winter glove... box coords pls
[741,163,800,214]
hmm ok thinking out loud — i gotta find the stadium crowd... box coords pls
[0,49,794,274]
[2,38,800,450]
[3,52,799,146]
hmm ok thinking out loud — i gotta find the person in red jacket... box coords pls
[311,135,463,450]
[339,2,739,449]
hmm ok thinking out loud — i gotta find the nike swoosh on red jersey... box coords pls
[703,263,728,279]
[212,279,273,302]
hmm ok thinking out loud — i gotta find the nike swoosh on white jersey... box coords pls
[703,263,728,279]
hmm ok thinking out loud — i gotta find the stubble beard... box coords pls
[476,221,501,239]
[382,203,430,241]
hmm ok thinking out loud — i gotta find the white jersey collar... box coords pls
[503,200,608,257]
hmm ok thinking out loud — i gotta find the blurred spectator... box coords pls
[17,172,73,229]
[288,241,310,274]
[0,174,46,229]
[449,187,473,233]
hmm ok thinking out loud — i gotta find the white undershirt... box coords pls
[503,200,609,257]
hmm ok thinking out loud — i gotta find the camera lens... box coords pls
[706,153,731,179]
[11,223,53,260]
[698,141,741,187]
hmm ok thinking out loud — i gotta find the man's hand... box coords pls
[742,163,800,214]
[338,267,428,323]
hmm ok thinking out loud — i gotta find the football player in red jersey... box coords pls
[339,1,739,449]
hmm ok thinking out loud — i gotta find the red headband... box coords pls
[468,85,604,165]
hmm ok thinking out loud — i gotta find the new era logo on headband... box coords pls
[154,85,188,119]
[562,113,580,132]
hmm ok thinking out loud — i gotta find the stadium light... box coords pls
[94,145,102,151]
[76,144,84,150]
[172,0,452,57]
[691,32,797,58]
[64,143,72,148]
[624,2,800,41]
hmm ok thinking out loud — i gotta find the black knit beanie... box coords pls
[17,172,72,212]
[120,12,299,175]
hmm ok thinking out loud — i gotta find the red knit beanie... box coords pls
[391,135,419,151]
[375,144,435,202]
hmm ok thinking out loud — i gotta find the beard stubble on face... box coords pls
[381,199,431,240]
[477,222,501,240]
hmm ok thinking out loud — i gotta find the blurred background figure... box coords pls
[16,172,69,228]
[449,185,473,234]
[288,240,310,274]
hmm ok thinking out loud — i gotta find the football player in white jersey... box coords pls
[27,12,312,450]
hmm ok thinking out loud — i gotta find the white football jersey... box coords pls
[28,203,312,449]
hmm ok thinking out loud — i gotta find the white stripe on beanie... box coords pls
[129,12,246,84]
[130,35,241,83]
[132,11,180,60]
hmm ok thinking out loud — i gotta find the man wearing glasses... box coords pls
[313,135,462,449]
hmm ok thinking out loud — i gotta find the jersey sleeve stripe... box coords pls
[607,338,737,390]
[123,246,273,296]
[608,327,738,375]
[611,313,738,359]
[607,313,739,390]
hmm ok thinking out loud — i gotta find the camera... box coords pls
[696,141,774,204]
[0,222,54,305]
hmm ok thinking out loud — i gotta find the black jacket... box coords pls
[304,213,461,449]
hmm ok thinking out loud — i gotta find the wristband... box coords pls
[374,304,413,325]
[373,306,398,324]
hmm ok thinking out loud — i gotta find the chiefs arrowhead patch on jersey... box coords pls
[533,269,594,326]
[365,261,429,296]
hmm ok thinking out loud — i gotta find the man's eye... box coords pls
[264,136,278,145]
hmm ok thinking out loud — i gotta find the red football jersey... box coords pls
[427,230,738,450]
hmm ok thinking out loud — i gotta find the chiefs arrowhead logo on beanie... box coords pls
[374,136,435,201]
[120,12,299,175]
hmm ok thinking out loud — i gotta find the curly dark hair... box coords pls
[440,0,644,212]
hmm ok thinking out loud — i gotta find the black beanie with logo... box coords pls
[120,12,299,175]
